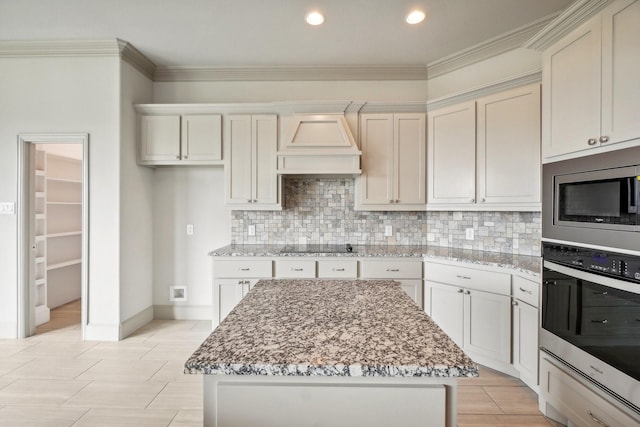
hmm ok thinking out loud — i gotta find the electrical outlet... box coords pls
[169,286,187,302]
[186,224,194,235]
[0,202,15,215]
[248,225,256,236]
[384,225,393,237]
[465,228,474,240]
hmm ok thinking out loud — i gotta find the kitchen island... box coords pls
[185,279,478,427]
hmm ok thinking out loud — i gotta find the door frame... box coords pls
[17,133,89,339]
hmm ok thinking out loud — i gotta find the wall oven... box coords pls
[541,242,640,414]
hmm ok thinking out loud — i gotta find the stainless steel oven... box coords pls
[543,145,640,252]
[541,242,640,413]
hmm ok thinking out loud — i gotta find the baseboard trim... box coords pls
[120,306,154,339]
[153,304,213,320]
[84,323,120,341]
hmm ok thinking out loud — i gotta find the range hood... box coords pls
[277,114,361,175]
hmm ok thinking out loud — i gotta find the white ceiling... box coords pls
[0,0,574,67]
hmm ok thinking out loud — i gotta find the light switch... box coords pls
[0,202,15,215]
[465,228,474,240]
[384,225,393,237]
[248,225,256,236]
[186,224,194,235]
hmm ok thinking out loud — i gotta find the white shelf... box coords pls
[35,170,45,177]
[35,235,46,242]
[47,259,81,271]
[35,191,45,197]
[35,256,45,263]
[35,278,46,286]
[35,213,45,220]
[47,201,81,206]
[47,177,82,184]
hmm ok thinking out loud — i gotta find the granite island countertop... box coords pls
[185,279,479,378]
[209,244,541,277]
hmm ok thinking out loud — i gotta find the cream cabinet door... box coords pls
[464,289,511,365]
[140,115,181,162]
[542,15,602,159]
[394,114,426,205]
[428,281,464,347]
[476,84,541,205]
[358,114,394,207]
[181,115,222,162]
[601,0,640,146]
[225,115,280,209]
[512,299,539,390]
[398,279,423,307]
[427,101,476,206]
[215,279,254,325]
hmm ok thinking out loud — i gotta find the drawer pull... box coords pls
[589,365,604,375]
[333,268,345,272]
[591,319,608,324]
[588,411,609,427]
[593,291,608,295]
[239,268,250,271]
[464,290,471,295]
[512,300,518,306]
[456,275,471,280]
[386,268,400,272]
[291,268,304,272]
[518,287,533,295]
[457,289,464,293]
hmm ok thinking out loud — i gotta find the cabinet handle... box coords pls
[464,290,471,295]
[471,198,475,203]
[591,319,608,324]
[386,268,400,272]
[599,136,609,143]
[239,268,250,271]
[389,199,394,203]
[480,198,485,203]
[334,268,345,272]
[395,199,400,203]
[456,275,471,280]
[176,155,181,160]
[593,291,608,295]
[588,411,609,427]
[291,268,304,272]
[457,289,464,293]
[512,300,518,306]
[587,138,598,145]
[183,155,188,159]
[518,287,533,295]
[590,365,604,375]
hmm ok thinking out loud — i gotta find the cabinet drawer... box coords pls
[215,260,272,278]
[426,262,510,295]
[360,260,422,279]
[275,260,316,278]
[318,260,358,278]
[512,275,539,307]
[541,357,639,427]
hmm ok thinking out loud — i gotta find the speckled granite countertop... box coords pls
[209,244,541,277]
[185,279,479,378]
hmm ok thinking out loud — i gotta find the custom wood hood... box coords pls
[277,113,362,175]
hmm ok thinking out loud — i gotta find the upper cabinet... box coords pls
[355,113,426,211]
[138,114,223,166]
[224,115,281,210]
[542,0,640,162]
[428,84,541,211]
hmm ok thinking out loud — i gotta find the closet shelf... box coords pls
[47,259,81,271]
[47,177,82,184]
[47,231,82,238]
[47,201,81,206]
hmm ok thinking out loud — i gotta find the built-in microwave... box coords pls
[543,145,640,253]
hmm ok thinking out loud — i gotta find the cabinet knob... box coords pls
[457,289,464,293]
[464,290,471,295]
[471,198,475,203]
[183,155,188,159]
[395,199,400,203]
[480,198,485,203]
[599,136,609,143]
[176,155,181,159]
[389,200,394,203]
[587,138,598,145]
[512,300,518,306]
[247,199,252,203]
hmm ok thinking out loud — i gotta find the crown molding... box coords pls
[426,69,541,111]
[0,39,156,80]
[523,0,613,50]
[153,65,428,82]
[426,13,559,79]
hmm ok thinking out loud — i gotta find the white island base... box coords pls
[204,374,458,427]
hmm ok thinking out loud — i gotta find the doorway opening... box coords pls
[18,134,89,339]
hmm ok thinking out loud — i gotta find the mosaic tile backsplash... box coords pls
[231,178,541,256]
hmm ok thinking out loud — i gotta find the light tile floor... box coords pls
[0,301,563,426]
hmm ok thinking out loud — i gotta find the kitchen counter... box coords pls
[185,279,478,377]
[209,244,541,277]
[186,279,475,427]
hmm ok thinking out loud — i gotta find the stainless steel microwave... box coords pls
[543,146,640,253]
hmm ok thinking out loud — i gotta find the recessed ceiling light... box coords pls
[406,10,426,25]
[305,11,325,26]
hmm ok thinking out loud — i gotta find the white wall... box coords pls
[0,56,121,338]
[152,167,230,319]
[119,61,154,331]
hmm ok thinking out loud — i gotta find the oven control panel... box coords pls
[543,243,640,284]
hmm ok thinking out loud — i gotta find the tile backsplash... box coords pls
[231,178,541,255]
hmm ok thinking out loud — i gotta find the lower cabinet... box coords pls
[427,281,511,366]
[360,259,423,307]
[216,278,258,324]
[512,299,539,392]
[540,356,640,427]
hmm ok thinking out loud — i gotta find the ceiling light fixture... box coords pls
[406,10,426,25]
[305,11,325,26]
